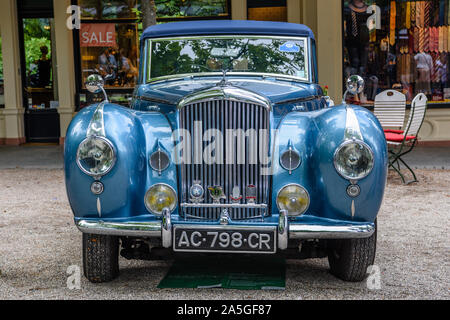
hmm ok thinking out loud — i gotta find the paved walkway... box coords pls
[0,145,64,169]
[0,145,449,170]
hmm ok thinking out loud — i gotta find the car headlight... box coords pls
[276,184,310,216]
[334,140,374,180]
[144,184,177,215]
[76,136,116,177]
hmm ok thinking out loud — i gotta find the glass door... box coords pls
[18,0,60,143]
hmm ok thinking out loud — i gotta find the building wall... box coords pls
[0,0,25,145]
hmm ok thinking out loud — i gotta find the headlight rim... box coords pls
[144,183,178,216]
[76,136,117,177]
[333,139,374,181]
[276,183,310,217]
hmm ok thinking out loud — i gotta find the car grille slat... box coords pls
[180,99,270,220]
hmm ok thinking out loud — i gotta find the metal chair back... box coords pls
[404,93,428,138]
[374,90,406,129]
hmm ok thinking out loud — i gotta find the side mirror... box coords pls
[85,74,108,102]
[343,75,365,103]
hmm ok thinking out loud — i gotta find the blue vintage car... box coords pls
[65,20,387,283]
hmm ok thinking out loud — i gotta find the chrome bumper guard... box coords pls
[76,212,375,250]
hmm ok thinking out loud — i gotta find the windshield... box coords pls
[148,36,308,81]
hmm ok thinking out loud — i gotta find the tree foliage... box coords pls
[23,19,52,74]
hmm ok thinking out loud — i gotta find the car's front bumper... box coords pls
[75,210,375,251]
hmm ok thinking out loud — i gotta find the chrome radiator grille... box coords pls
[179,99,270,220]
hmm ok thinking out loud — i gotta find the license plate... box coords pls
[173,226,277,254]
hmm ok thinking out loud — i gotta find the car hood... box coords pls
[136,76,323,107]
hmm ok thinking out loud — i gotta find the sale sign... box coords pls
[80,23,116,47]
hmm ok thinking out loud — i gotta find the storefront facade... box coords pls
[0,0,449,145]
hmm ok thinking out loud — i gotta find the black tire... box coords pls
[327,220,377,282]
[82,233,119,283]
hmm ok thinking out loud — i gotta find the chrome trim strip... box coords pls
[178,85,271,110]
[181,203,268,209]
[278,210,288,250]
[87,101,107,137]
[76,220,161,237]
[289,223,375,239]
[76,219,375,240]
[344,106,363,141]
[161,208,172,248]
[146,35,310,83]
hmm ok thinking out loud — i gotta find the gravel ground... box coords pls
[0,169,449,300]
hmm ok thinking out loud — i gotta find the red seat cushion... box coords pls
[384,129,404,134]
[385,132,416,142]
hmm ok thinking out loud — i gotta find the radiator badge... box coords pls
[208,186,226,204]
[189,181,204,203]
[246,185,257,204]
[230,186,242,204]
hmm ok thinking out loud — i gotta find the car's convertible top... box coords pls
[141,20,315,42]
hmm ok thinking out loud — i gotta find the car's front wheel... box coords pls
[82,233,119,283]
[327,220,377,282]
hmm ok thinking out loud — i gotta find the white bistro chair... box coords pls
[374,90,406,131]
[384,93,428,184]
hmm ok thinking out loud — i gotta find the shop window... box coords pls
[156,0,230,20]
[79,0,138,19]
[79,23,139,89]
[343,0,450,106]
[248,0,287,22]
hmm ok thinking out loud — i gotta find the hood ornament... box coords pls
[217,69,230,87]
[208,186,226,204]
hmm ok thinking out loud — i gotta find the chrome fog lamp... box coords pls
[76,136,116,177]
[276,184,310,216]
[334,140,374,180]
[149,149,170,174]
[144,184,177,215]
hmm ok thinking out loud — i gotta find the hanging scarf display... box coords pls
[410,1,416,27]
[423,27,430,52]
[432,26,439,53]
[443,26,448,53]
[390,1,396,46]
[408,28,415,53]
[419,27,426,53]
[416,1,423,28]
[414,27,420,52]
[405,1,411,29]
[438,26,444,53]
[423,1,431,28]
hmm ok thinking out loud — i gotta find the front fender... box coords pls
[65,103,178,220]
[271,105,387,223]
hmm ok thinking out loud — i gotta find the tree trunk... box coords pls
[142,0,157,30]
